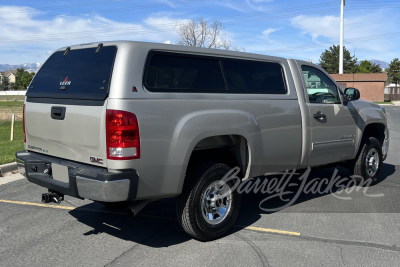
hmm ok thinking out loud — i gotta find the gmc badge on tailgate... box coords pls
[90,157,103,165]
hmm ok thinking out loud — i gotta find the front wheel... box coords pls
[176,163,241,241]
[350,137,383,185]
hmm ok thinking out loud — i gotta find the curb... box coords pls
[0,162,18,174]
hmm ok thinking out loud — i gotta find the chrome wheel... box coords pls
[201,180,232,225]
[365,148,379,177]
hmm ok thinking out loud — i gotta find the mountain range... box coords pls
[0,63,42,73]
[0,59,393,74]
[356,60,390,69]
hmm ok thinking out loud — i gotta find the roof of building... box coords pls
[330,73,388,82]
[0,69,17,77]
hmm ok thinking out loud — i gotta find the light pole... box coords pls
[339,0,345,74]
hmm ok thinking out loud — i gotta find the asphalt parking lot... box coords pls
[1,105,400,267]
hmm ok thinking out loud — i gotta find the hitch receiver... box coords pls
[42,190,64,204]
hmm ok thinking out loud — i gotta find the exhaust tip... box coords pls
[126,208,135,217]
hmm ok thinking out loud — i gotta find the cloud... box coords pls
[259,28,281,42]
[245,0,273,12]
[290,12,396,53]
[0,6,187,63]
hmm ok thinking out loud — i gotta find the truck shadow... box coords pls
[68,163,396,247]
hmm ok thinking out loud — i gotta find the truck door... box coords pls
[301,65,358,166]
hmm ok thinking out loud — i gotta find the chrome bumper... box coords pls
[76,176,130,202]
[16,158,25,177]
[16,151,138,203]
[382,138,389,161]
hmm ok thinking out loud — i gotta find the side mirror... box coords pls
[344,88,360,101]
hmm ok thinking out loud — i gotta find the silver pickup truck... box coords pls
[16,41,389,240]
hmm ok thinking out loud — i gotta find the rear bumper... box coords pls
[16,151,138,202]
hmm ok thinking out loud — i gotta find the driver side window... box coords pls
[302,65,341,104]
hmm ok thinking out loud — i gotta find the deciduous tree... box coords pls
[176,18,244,51]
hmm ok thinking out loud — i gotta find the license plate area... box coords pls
[52,163,69,184]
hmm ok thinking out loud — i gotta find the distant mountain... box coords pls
[356,60,390,69]
[0,63,42,73]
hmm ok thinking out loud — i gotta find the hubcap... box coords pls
[201,180,232,225]
[365,148,380,177]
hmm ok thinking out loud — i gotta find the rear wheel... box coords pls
[350,137,383,185]
[176,163,241,241]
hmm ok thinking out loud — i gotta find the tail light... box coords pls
[106,110,140,160]
[23,104,26,143]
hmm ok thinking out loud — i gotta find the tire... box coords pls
[176,163,241,241]
[350,137,383,185]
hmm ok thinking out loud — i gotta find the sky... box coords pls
[0,0,399,65]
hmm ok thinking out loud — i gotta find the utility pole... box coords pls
[339,0,345,74]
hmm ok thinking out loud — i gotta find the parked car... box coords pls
[17,41,389,240]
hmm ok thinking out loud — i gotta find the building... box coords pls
[330,73,388,102]
[384,83,400,101]
[0,69,17,84]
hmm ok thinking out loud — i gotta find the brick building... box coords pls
[330,73,387,102]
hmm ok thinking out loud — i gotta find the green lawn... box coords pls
[0,104,24,164]
[374,102,393,105]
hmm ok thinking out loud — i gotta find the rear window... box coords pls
[144,51,286,94]
[144,52,226,92]
[27,46,117,100]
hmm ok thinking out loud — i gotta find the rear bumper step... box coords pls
[16,151,138,202]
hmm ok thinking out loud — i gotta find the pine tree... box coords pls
[358,60,381,73]
[388,58,400,85]
[319,45,358,74]
[0,76,11,91]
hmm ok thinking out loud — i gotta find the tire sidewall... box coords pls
[192,165,241,239]
[359,138,383,182]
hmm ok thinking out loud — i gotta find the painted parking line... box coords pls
[238,226,300,236]
[0,199,301,236]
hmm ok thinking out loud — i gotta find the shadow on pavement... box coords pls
[68,163,397,247]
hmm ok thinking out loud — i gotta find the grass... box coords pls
[0,95,25,101]
[374,101,393,105]
[0,101,24,164]
[0,121,24,165]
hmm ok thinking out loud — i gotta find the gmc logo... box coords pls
[90,157,103,165]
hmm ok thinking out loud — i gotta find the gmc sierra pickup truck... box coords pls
[16,41,389,241]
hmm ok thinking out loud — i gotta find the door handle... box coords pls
[313,112,326,120]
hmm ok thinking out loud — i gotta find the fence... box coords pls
[384,94,400,101]
[0,91,26,101]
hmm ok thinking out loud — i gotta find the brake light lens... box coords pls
[106,110,140,160]
[23,104,26,143]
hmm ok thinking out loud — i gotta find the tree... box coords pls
[358,60,381,73]
[14,68,35,90]
[176,18,244,51]
[319,44,358,74]
[387,58,400,85]
[0,76,12,91]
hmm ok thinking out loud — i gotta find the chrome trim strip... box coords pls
[312,139,354,151]
[76,176,130,202]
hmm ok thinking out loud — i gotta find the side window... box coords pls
[222,59,287,94]
[302,65,341,104]
[144,52,226,92]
